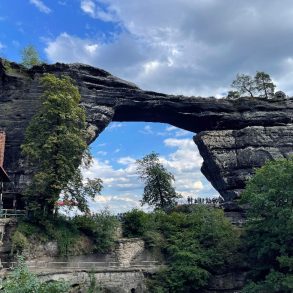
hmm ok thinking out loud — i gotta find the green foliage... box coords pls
[22,74,102,217]
[230,71,276,98]
[254,71,275,98]
[2,256,69,293]
[231,73,256,98]
[15,220,49,243]
[11,231,29,255]
[136,152,181,210]
[21,45,42,68]
[12,211,119,257]
[72,210,119,253]
[122,207,239,292]
[87,272,103,293]
[151,206,239,292]
[44,217,80,256]
[241,157,293,292]
[226,90,240,100]
[121,209,149,238]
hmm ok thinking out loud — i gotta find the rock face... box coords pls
[1,59,293,201]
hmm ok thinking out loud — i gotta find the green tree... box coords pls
[136,152,181,210]
[254,71,275,99]
[231,73,256,98]
[146,206,240,292]
[230,71,276,99]
[21,45,42,68]
[21,74,102,217]
[241,157,293,293]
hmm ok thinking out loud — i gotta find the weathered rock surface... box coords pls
[194,125,293,200]
[1,59,293,200]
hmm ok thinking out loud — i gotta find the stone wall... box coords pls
[39,269,147,293]
[115,238,145,267]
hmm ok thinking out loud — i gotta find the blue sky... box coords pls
[2,0,293,213]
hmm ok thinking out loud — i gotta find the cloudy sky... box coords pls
[1,0,293,213]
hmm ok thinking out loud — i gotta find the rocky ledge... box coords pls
[1,59,293,201]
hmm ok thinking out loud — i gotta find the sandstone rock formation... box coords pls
[1,59,293,202]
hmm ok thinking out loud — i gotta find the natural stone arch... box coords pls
[1,59,293,203]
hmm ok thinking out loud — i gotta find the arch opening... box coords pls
[83,122,219,214]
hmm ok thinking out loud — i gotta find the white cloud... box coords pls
[108,122,123,130]
[81,0,96,17]
[95,195,110,203]
[117,157,136,165]
[0,42,5,50]
[166,126,177,132]
[139,125,153,135]
[194,181,203,190]
[96,151,107,156]
[30,0,52,14]
[45,1,293,96]
[80,0,117,21]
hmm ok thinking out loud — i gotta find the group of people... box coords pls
[186,196,224,207]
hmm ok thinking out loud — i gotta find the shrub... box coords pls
[11,231,29,255]
[44,217,80,256]
[121,209,149,237]
[72,210,119,253]
[147,206,240,292]
[2,256,69,293]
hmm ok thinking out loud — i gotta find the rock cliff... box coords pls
[1,59,293,201]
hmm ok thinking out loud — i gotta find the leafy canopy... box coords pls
[136,152,181,210]
[22,74,102,216]
[241,157,293,293]
[21,45,42,68]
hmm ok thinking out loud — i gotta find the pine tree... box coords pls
[254,71,275,98]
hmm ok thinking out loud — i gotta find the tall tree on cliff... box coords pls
[22,74,102,217]
[230,71,276,98]
[254,71,276,99]
[231,73,256,98]
[136,152,181,210]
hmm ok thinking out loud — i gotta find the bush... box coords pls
[147,206,240,292]
[42,217,81,256]
[11,231,29,255]
[72,210,119,253]
[2,256,69,293]
[121,209,149,237]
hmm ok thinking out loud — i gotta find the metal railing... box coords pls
[1,260,160,271]
[0,209,26,218]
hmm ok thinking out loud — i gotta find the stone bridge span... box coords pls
[1,60,293,201]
